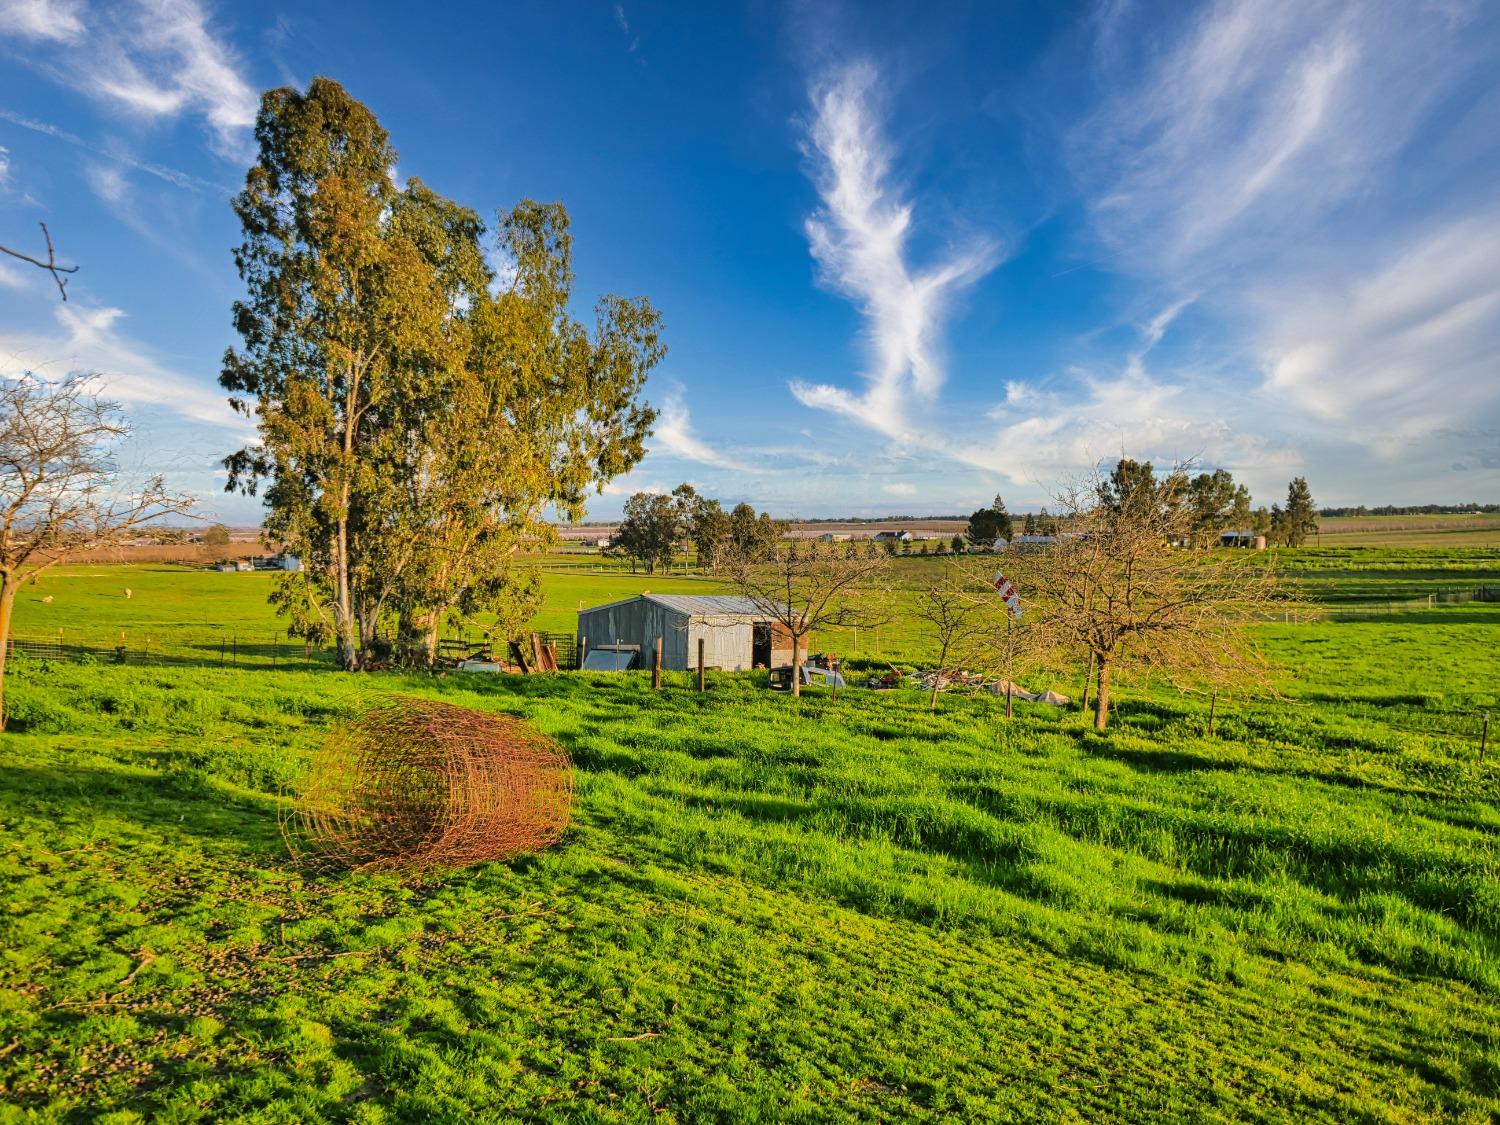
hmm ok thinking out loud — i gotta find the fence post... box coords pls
[697,637,705,692]
[580,634,587,670]
[652,636,662,690]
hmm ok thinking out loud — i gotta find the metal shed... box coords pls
[576,594,795,672]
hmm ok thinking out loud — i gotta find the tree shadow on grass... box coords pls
[0,762,287,860]
[1079,738,1442,801]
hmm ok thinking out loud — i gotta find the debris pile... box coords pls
[905,669,1071,706]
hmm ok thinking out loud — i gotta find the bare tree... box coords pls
[915,559,1053,715]
[726,541,889,698]
[0,373,194,726]
[0,223,78,301]
[913,561,1002,712]
[1017,475,1281,731]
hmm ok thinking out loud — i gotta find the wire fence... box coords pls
[5,629,583,672]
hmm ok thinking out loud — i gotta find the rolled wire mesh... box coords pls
[282,697,573,871]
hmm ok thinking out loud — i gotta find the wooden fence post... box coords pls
[697,637,705,692]
[652,636,663,690]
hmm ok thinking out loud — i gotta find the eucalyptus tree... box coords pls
[390,201,662,661]
[223,80,660,668]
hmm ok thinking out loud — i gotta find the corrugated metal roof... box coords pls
[577,593,782,618]
[642,594,777,616]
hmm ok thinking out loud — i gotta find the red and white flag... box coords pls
[992,570,1022,619]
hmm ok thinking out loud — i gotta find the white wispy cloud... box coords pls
[1258,208,1500,444]
[2,0,257,159]
[650,386,752,471]
[0,303,250,433]
[790,61,1000,438]
[0,0,85,42]
[0,260,32,290]
[1067,0,1482,281]
[0,108,223,192]
[1040,0,1500,500]
[85,162,127,204]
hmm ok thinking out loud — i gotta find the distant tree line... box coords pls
[614,484,787,574]
[964,462,1319,549]
[1318,503,1499,517]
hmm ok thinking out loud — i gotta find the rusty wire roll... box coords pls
[282,697,572,871]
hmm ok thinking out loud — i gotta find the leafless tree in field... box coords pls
[913,561,1001,712]
[914,558,1052,715]
[0,373,194,727]
[726,540,890,698]
[0,224,78,301]
[1016,471,1283,731]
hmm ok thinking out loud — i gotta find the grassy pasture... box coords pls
[0,615,1497,1120]
[11,545,1497,667]
[1,546,1499,1120]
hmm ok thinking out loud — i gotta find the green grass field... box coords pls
[2,550,1499,1120]
[11,544,1498,664]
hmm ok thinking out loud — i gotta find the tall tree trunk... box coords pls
[929,675,941,713]
[334,515,358,669]
[791,632,803,698]
[0,575,15,731]
[1094,658,1112,731]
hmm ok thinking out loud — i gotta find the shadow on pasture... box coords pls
[0,762,287,859]
[1080,739,1440,801]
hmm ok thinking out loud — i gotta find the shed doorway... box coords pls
[752,622,774,669]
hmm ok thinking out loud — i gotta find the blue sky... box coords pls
[2,0,1498,524]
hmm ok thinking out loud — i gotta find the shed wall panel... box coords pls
[688,617,755,671]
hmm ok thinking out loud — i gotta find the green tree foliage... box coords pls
[385,200,661,662]
[617,492,681,574]
[200,524,231,546]
[965,494,1013,547]
[673,483,732,572]
[1097,458,1190,533]
[1187,470,1253,545]
[221,79,660,667]
[1273,477,1319,547]
[727,501,786,561]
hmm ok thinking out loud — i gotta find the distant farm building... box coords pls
[872,530,913,544]
[576,594,795,672]
[1219,530,1267,550]
[818,532,853,543]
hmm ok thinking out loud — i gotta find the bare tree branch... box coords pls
[0,372,194,727]
[725,541,891,698]
[0,223,79,301]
